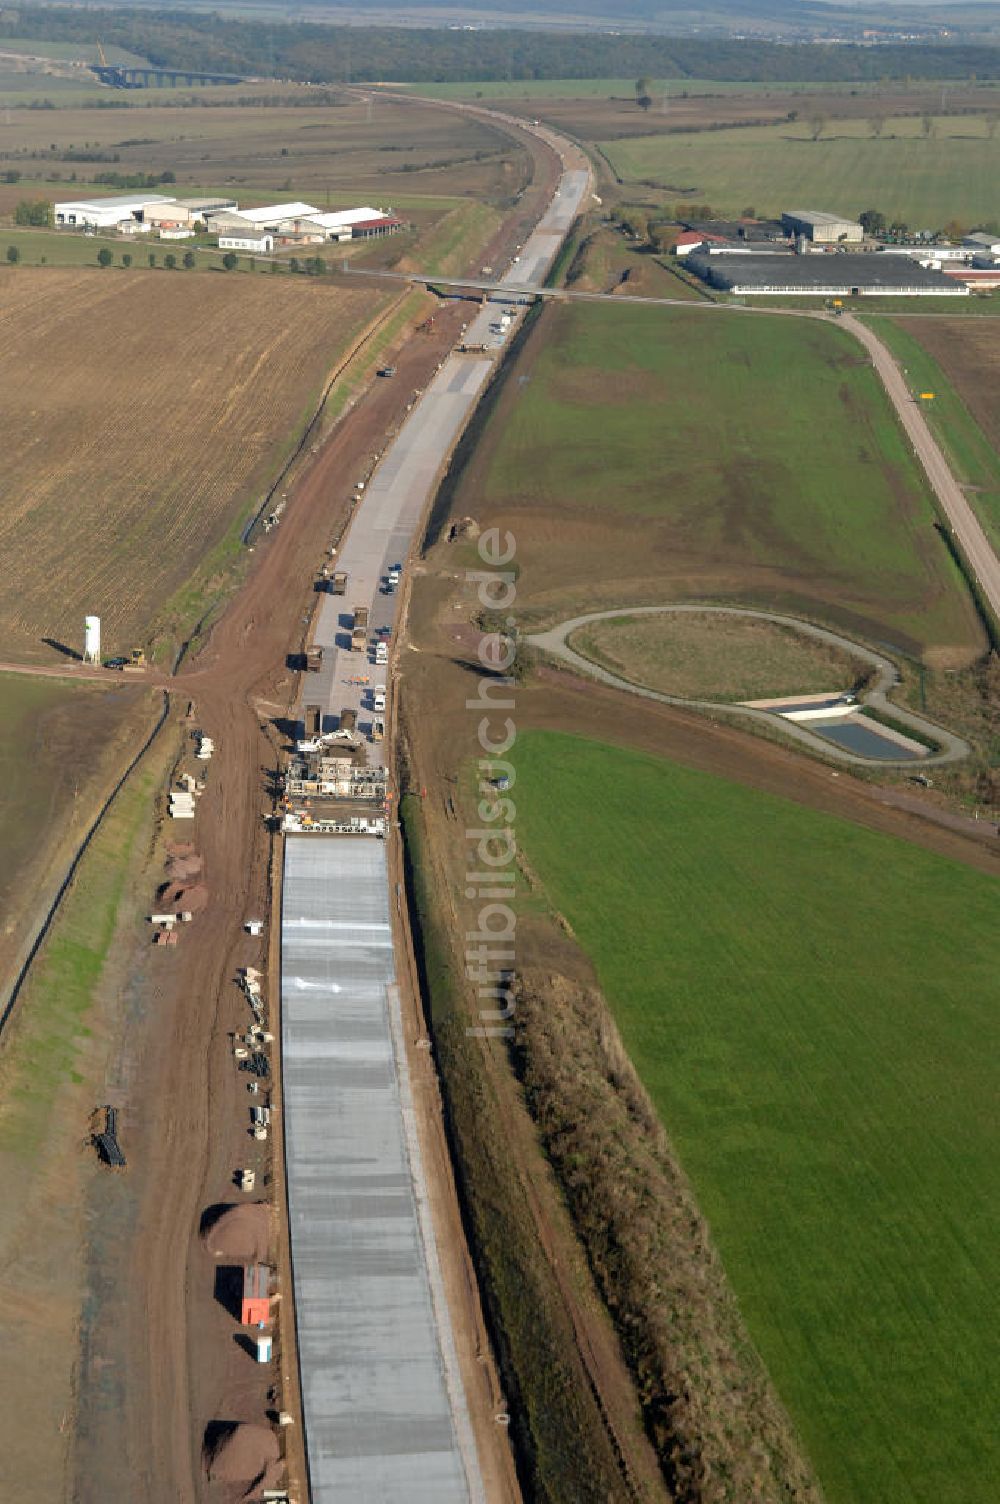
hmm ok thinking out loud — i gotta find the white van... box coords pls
[373,686,386,712]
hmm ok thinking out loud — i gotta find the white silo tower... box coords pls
[83,615,101,665]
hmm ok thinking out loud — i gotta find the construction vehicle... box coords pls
[353,605,369,630]
[305,645,323,672]
[351,625,366,652]
[238,1168,256,1192]
[129,647,146,668]
[372,718,385,742]
[375,640,388,665]
[332,571,348,595]
[373,686,386,713]
[304,703,322,738]
[340,707,357,734]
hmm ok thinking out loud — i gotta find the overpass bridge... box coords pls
[90,63,244,88]
[342,262,716,311]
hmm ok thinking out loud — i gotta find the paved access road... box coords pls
[530,605,970,767]
[841,312,1000,625]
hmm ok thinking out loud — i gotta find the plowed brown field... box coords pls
[0,266,389,662]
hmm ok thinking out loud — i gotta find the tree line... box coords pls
[3,6,1000,84]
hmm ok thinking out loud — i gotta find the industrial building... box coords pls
[782,210,864,244]
[300,207,404,241]
[687,250,969,297]
[54,193,179,231]
[51,193,400,247]
[964,231,1000,256]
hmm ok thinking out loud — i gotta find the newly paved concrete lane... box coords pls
[282,838,475,1502]
[308,354,492,752]
[303,161,591,753]
[283,140,591,1503]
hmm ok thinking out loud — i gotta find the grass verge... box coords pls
[0,728,170,1157]
[513,728,1000,1504]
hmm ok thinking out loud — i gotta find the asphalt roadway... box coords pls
[841,312,1000,626]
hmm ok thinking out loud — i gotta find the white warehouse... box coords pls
[54,193,179,231]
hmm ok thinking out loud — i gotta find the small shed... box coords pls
[241,1262,271,1326]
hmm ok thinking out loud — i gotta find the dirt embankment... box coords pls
[512,968,821,1504]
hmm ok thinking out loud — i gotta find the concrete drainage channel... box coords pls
[528,605,970,770]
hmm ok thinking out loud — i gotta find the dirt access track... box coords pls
[57,92,568,1504]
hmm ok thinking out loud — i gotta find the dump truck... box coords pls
[351,625,366,652]
[331,571,348,595]
[353,605,369,630]
[304,703,322,738]
[340,707,357,734]
[372,718,385,742]
[305,645,323,672]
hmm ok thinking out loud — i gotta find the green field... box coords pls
[602,115,1000,228]
[0,674,155,989]
[571,610,865,700]
[866,316,1000,555]
[2,226,227,270]
[410,78,907,101]
[513,729,1000,1504]
[0,37,146,63]
[477,301,981,658]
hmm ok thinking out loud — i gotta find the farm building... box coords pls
[674,230,729,257]
[218,227,275,253]
[54,193,178,230]
[298,207,403,241]
[687,250,969,297]
[880,244,969,264]
[208,202,402,249]
[54,193,239,232]
[964,231,1000,255]
[945,265,1000,290]
[782,210,864,244]
[222,201,319,230]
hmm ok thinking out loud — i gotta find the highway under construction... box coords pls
[278,138,591,1501]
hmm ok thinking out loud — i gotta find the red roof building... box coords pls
[241,1262,271,1326]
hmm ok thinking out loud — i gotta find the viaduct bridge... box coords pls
[90,63,244,88]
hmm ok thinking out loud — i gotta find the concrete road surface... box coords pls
[303,162,592,756]
[282,112,591,1504]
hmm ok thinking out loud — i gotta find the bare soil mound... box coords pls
[202,1203,271,1264]
[205,1422,279,1484]
[159,881,210,913]
[165,847,204,882]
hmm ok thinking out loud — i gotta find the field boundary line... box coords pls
[240,286,412,545]
[0,687,171,1043]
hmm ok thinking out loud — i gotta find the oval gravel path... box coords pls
[528,604,970,768]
